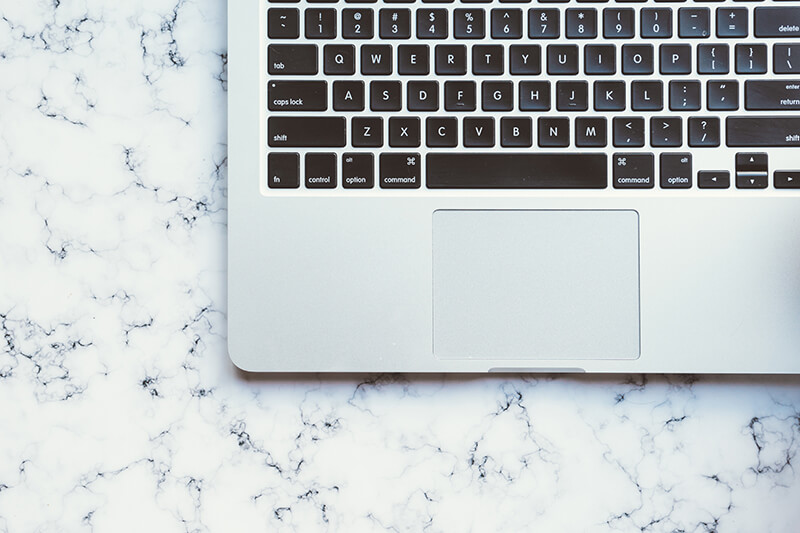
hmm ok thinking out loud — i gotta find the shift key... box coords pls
[268,117,346,147]
[268,81,327,111]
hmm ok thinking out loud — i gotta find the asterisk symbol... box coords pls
[578,12,585,19]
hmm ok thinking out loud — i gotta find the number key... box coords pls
[306,8,337,39]
[380,8,411,38]
[454,9,486,39]
[603,8,634,39]
[417,9,448,38]
[528,9,560,39]
[342,8,374,39]
[491,8,522,39]
[641,8,672,39]
[566,8,597,39]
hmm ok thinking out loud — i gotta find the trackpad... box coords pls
[433,210,640,360]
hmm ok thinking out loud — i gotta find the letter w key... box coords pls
[361,45,393,75]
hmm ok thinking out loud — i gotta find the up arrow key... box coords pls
[735,152,768,189]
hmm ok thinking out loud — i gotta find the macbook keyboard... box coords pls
[265,0,800,190]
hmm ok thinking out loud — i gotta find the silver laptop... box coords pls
[228,0,800,373]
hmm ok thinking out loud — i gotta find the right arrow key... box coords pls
[735,152,768,189]
[775,171,800,189]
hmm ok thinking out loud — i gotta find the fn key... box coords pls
[268,152,299,189]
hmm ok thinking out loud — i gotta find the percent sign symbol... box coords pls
[465,12,474,21]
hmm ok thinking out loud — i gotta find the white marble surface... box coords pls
[1,1,800,531]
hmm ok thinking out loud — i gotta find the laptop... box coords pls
[228,0,800,373]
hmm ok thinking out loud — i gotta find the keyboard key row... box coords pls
[267,115,785,148]
[268,43,800,76]
[268,151,800,190]
[268,79,750,113]
[268,6,792,40]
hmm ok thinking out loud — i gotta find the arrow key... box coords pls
[736,152,768,189]
[698,170,730,189]
[774,171,800,189]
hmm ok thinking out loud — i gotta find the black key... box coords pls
[735,44,767,74]
[308,0,338,3]
[270,0,299,4]
[707,80,738,111]
[473,45,504,75]
[267,80,328,111]
[613,117,645,147]
[306,8,337,39]
[324,44,355,75]
[566,8,598,39]
[678,8,710,38]
[774,45,800,75]
[584,45,616,75]
[425,154,607,189]
[698,171,730,189]
[613,153,655,189]
[342,153,374,189]
[547,45,579,75]
[305,153,337,189]
[538,117,570,147]
[370,81,402,111]
[407,81,439,111]
[622,44,654,74]
[268,8,300,39]
[641,8,672,38]
[491,9,523,38]
[631,81,663,111]
[435,45,467,75]
[352,117,383,147]
[519,81,551,111]
[361,45,392,75]
[268,44,318,75]
[418,9,448,38]
[594,81,626,111]
[556,81,588,111]
[445,81,476,111]
[660,153,692,189]
[483,81,514,111]
[426,117,458,147]
[716,7,748,38]
[727,117,800,147]
[697,44,729,74]
[669,81,701,111]
[347,0,377,4]
[380,153,421,189]
[575,117,607,147]
[389,117,421,147]
[604,8,635,38]
[268,153,300,189]
[755,7,800,38]
[501,117,533,147]
[379,8,411,38]
[529,9,560,39]
[398,45,430,75]
[268,117,346,147]
[650,117,683,147]
[660,44,691,74]
[342,8,373,38]
[454,9,486,39]
[333,80,364,111]
[688,117,720,147]
[735,152,768,189]
[745,80,800,111]
[463,118,495,147]
[774,171,800,189]
[510,45,542,74]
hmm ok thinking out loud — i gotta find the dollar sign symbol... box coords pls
[429,12,435,22]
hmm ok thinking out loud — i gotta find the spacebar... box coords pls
[426,153,607,189]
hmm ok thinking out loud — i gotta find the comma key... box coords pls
[380,153,421,189]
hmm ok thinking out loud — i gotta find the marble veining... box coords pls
[1,1,799,531]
